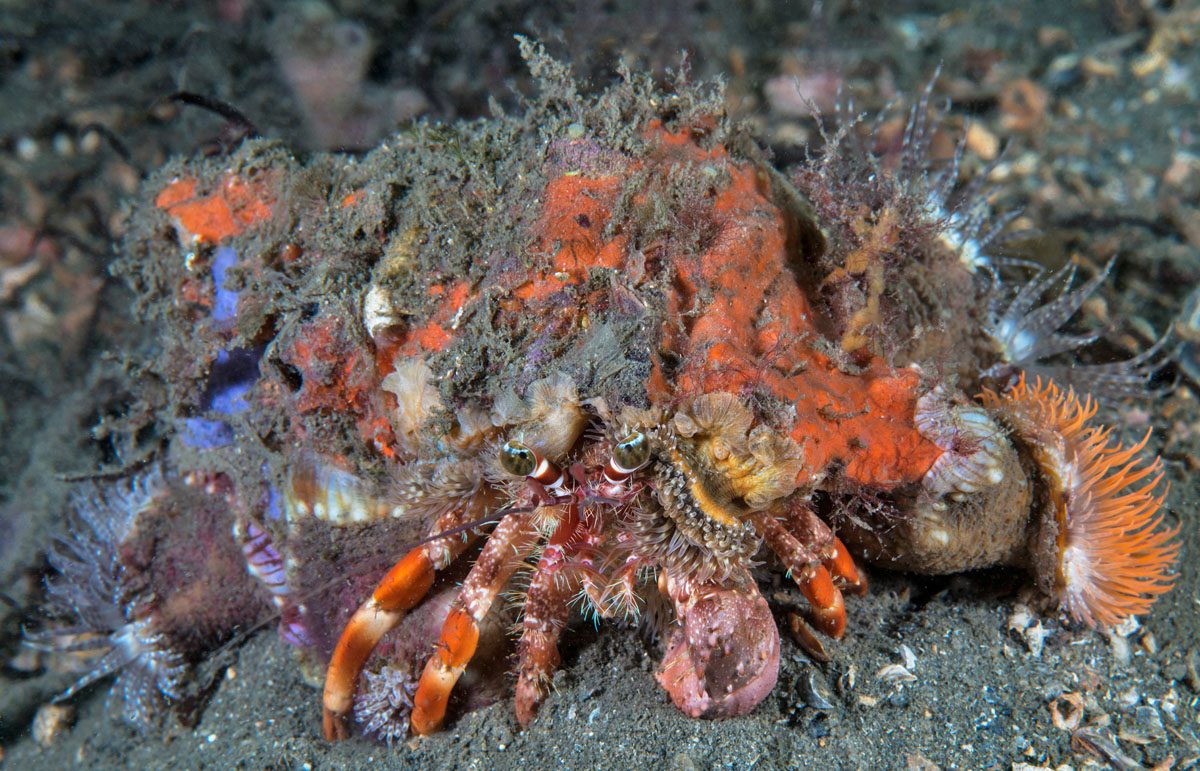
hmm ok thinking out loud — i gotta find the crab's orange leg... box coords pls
[825,535,867,595]
[321,489,499,741]
[514,501,581,725]
[779,500,867,595]
[322,528,476,740]
[751,509,847,639]
[410,512,540,735]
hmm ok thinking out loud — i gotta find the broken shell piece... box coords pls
[1117,705,1166,745]
[797,670,835,711]
[787,612,830,663]
[1049,692,1084,731]
[1071,727,1143,769]
[33,703,74,747]
[874,663,916,685]
[1007,603,1034,634]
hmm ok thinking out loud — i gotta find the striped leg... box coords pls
[410,512,540,735]
[322,504,483,741]
[751,509,847,638]
[514,502,581,725]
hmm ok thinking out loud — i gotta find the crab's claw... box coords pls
[655,570,780,718]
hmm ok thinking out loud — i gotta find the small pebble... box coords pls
[1106,629,1132,667]
[15,136,39,161]
[1185,647,1200,693]
[79,129,101,155]
[1117,705,1165,745]
[52,133,74,157]
[965,123,999,161]
[876,663,916,685]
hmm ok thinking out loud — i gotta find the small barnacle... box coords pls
[676,392,754,443]
[521,372,588,460]
[24,468,190,731]
[983,260,1167,399]
[915,387,1010,497]
[741,427,804,509]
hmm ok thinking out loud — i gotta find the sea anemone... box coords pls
[982,260,1169,399]
[353,663,418,746]
[24,467,189,731]
[981,375,1179,627]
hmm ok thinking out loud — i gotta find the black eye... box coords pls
[499,441,536,477]
[612,431,650,471]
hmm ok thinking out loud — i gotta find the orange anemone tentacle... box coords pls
[410,512,541,735]
[981,374,1180,627]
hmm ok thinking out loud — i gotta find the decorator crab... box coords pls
[114,44,1177,743]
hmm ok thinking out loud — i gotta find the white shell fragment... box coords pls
[362,284,401,341]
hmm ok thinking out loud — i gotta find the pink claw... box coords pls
[656,575,780,718]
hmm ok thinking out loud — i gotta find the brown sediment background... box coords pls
[1,1,1198,768]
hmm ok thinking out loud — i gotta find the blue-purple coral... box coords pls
[25,467,189,731]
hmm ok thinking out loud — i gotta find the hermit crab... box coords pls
[120,46,1177,744]
[316,77,1178,739]
[321,377,866,737]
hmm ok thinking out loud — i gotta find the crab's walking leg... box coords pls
[572,517,611,615]
[779,500,867,595]
[321,500,489,741]
[410,512,540,735]
[751,509,847,638]
[514,501,581,725]
[825,536,867,595]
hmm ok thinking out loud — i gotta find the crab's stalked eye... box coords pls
[500,441,537,477]
[612,432,651,473]
[603,431,652,491]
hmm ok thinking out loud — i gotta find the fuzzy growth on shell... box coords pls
[982,375,1179,627]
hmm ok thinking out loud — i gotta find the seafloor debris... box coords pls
[57,41,1181,745]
